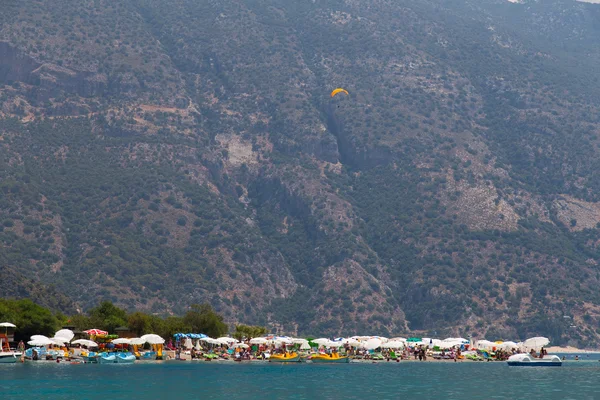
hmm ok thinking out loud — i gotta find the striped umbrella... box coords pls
[84,329,108,336]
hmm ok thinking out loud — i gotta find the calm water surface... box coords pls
[2,358,600,399]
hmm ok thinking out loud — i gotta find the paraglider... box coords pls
[330,88,349,98]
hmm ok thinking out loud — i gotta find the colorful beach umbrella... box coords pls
[84,329,108,336]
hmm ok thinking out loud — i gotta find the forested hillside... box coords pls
[2,0,600,346]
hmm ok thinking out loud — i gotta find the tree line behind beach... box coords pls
[0,298,266,342]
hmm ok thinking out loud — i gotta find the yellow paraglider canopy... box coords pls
[331,88,349,98]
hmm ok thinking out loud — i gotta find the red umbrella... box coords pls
[84,329,108,336]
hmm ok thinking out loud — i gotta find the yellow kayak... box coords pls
[310,353,350,363]
[269,352,301,362]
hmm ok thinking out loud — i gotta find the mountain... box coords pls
[2,0,600,345]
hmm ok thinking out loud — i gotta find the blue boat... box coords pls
[116,352,136,364]
[98,353,116,364]
[82,351,99,363]
[141,351,157,360]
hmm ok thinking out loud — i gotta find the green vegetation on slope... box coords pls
[1,0,600,346]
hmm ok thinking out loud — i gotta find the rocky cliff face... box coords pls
[2,0,600,345]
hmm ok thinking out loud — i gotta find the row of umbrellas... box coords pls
[475,337,550,351]
[174,333,208,340]
[19,323,550,352]
[27,329,166,348]
[242,335,550,351]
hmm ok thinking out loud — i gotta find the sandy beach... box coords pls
[545,346,600,354]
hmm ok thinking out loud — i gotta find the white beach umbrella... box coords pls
[291,338,308,344]
[183,338,193,349]
[0,322,16,337]
[140,334,165,345]
[523,337,549,350]
[300,342,311,350]
[54,329,74,342]
[343,338,361,347]
[475,340,495,350]
[217,337,238,344]
[362,338,382,350]
[129,338,146,346]
[235,343,249,349]
[195,340,202,351]
[443,337,468,344]
[389,337,407,342]
[72,339,98,347]
[28,337,53,346]
[312,338,330,345]
[249,337,267,344]
[112,338,131,345]
[497,341,519,350]
[50,337,69,345]
[30,335,48,341]
[382,341,404,349]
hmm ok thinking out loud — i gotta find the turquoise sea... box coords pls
[3,357,600,400]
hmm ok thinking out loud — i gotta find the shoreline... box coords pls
[545,346,600,354]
